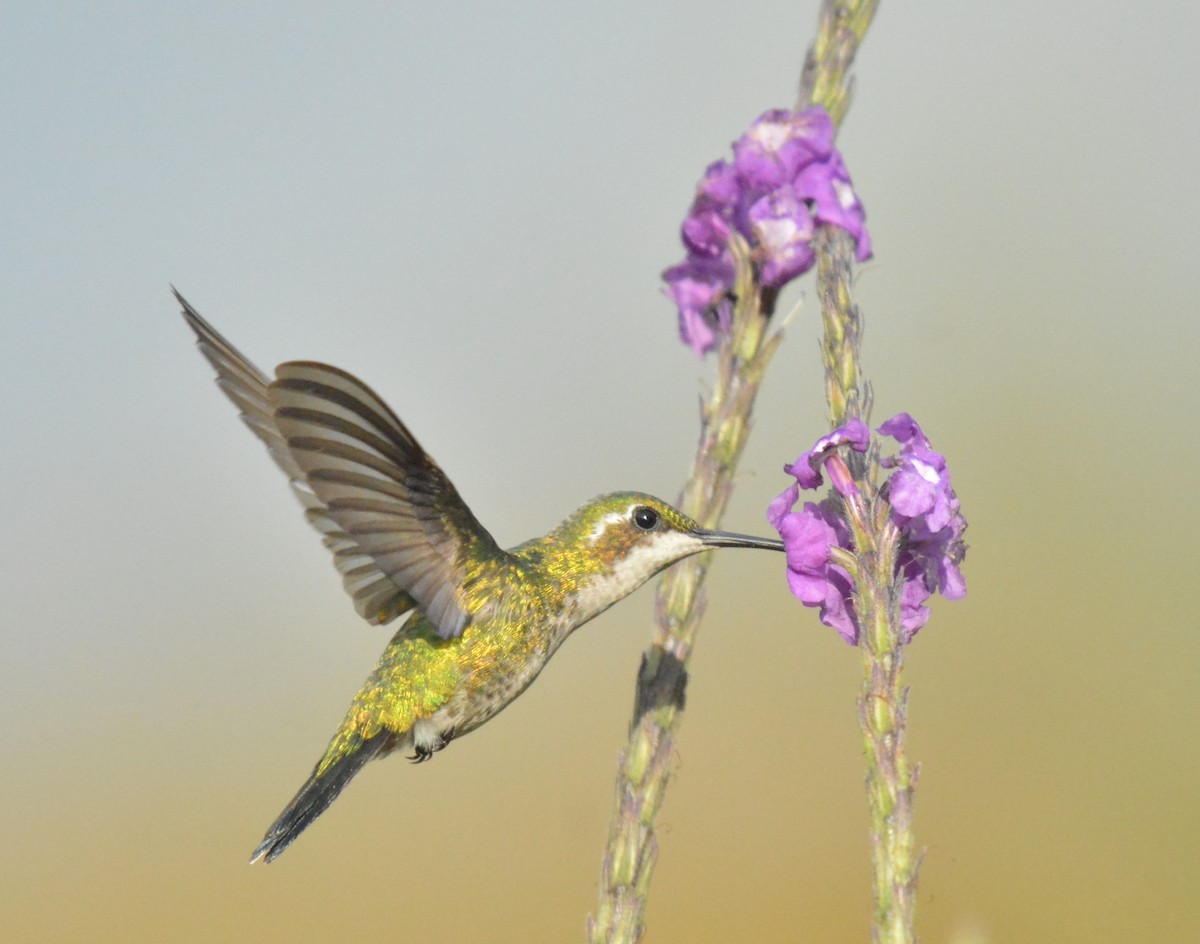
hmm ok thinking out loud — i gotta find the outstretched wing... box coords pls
[176,289,499,636]
[267,360,500,639]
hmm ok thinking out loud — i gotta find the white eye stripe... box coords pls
[586,503,673,543]
[588,510,628,544]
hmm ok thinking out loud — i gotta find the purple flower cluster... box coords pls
[664,107,872,357]
[767,414,967,644]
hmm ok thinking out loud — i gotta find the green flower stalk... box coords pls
[589,235,779,944]
[794,4,956,942]
[772,7,969,943]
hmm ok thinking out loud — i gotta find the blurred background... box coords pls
[2,2,1197,941]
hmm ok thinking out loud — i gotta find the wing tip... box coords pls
[171,285,216,342]
[170,284,198,317]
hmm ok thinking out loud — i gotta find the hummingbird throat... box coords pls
[568,529,701,624]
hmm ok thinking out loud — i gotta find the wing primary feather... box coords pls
[177,290,507,640]
[175,289,418,627]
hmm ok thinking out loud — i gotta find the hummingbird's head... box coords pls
[546,492,783,623]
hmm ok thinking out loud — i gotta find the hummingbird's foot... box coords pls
[407,727,456,763]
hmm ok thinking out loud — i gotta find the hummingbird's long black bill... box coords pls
[694,529,785,551]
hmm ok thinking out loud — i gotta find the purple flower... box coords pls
[664,106,872,356]
[769,418,871,644]
[784,416,870,491]
[879,413,958,534]
[696,159,740,207]
[768,491,858,644]
[878,413,968,637]
[747,186,816,288]
[894,511,967,641]
[733,107,835,189]
[663,255,734,356]
[769,415,967,644]
[681,207,732,259]
[794,152,872,262]
[898,572,934,637]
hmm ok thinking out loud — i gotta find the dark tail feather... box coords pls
[250,731,392,863]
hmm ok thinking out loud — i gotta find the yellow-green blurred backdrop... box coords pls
[3,2,1196,942]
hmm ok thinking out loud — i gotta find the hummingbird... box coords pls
[175,289,783,863]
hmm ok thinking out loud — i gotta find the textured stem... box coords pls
[589,4,880,941]
[800,4,922,942]
[818,222,920,944]
[857,528,921,944]
[797,0,880,126]
[588,237,779,944]
[846,493,919,944]
[816,227,871,431]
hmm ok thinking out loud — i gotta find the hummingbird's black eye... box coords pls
[633,507,660,531]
